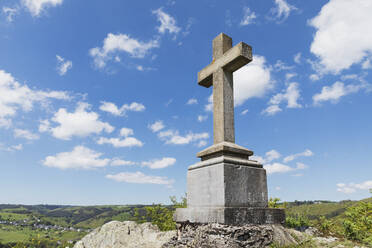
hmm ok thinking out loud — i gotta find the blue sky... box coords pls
[0,0,371,205]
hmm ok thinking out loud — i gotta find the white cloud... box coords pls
[152,8,180,35]
[241,109,249,115]
[43,146,110,170]
[283,149,313,163]
[233,55,274,106]
[197,140,207,147]
[294,52,301,64]
[296,162,308,170]
[1,143,23,152]
[262,105,282,116]
[148,121,165,133]
[99,101,145,116]
[158,129,209,145]
[186,98,198,105]
[56,55,72,76]
[266,149,281,162]
[285,73,297,81]
[309,0,372,74]
[197,115,207,122]
[42,102,114,140]
[0,70,70,128]
[22,0,63,17]
[106,171,174,186]
[264,163,294,174]
[362,59,372,69]
[309,74,320,82]
[271,0,297,22]
[90,33,159,68]
[313,81,367,105]
[266,82,302,113]
[274,60,294,71]
[275,186,281,191]
[97,136,143,148]
[240,7,257,26]
[120,127,134,137]
[142,157,176,169]
[14,128,39,140]
[337,180,372,194]
[3,6,18,22]
[110,158,135,166]
[251,149,281,164]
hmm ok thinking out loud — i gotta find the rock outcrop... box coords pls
[74,221,307,248]
[163,222,303,248]
[74,221,175,248]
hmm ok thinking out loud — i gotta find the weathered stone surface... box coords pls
[163,223,300,248]
[198,33,252,144]
[73,221,175,248]
[196,141,254,161]
[186,162,268,209]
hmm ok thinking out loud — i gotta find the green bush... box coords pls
[134,195,186,231]
[342,201,372,246]
[269,198,281,208]
[285,214,310,230]
[315,216,332,235]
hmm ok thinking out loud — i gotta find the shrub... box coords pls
[133,195,186,231]
[285,214,310,231]
[342,201,372,246]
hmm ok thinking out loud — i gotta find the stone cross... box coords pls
[198,33,252,144]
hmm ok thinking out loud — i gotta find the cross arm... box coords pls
[198,42,252,88]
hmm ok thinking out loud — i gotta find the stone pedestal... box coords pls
[175,142,285,225]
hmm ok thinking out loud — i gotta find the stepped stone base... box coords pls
[175,142,285,225]
[175,207,285,225]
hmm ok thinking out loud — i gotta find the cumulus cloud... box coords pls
[22,0,63,17]
[263,83,302,115]
[106,171,174,186]
[264,163,293,174]
[251,149,281,164]
[56,55,72,76]
[99,101,145,116]
[197,115,207,122]
[110,158,135,166]
[43,146,110,170]
[313,81,368,105]
[241,109,249,115]
[119,127,134,137]
[14,128,39,140]
[240,7,256,26]
[294,52,301,64]
[41,102,114,140]
[97,136,143,148]
[283,149,313,163]
[274,60,294,71]
[203,54,274,112]
[0,70,70,128]
[309,0,372,74]
[148,121,165,133]
[158,129,209,145]
[337,180,372,194]
[142,157,176,169]
[264,162,307,175]
[186,98,198,105]
[261,104,282,116]
[2,6,18,22]
[270,0,297,22]
[90,33,159,68]
[152,8,180,35]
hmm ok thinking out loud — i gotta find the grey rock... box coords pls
[163,223,301,248]
[73,221,175,248]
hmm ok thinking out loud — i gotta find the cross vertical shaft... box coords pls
[212,34,235,144]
